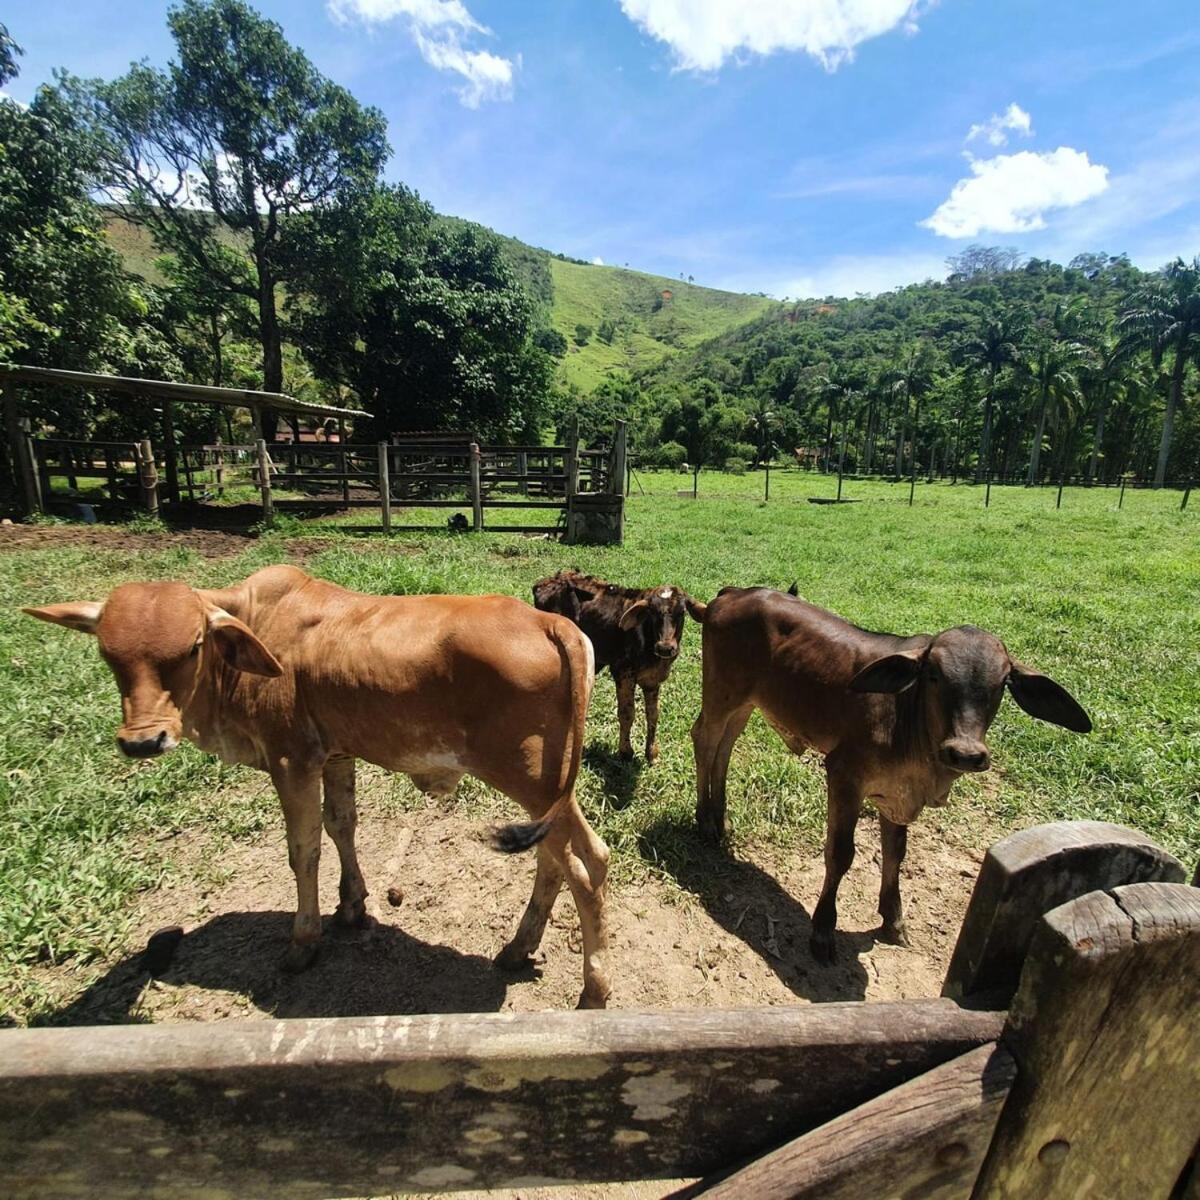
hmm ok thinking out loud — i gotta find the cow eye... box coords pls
[190,640,202,657]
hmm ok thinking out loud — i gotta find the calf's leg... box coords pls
[616,673,637,760]
[273,764,325,972]
[495,842,565,968]
[810,773,861,965]
[692,703,752,843]
[641,684,661,763]
[549,800,611,1009]
[322,755,369,928]
[877,816,911,947]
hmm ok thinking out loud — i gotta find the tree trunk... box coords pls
[1155,343,1187,487]
[210,313,224,389]
[976,369,996,483]
[1028,381,1049,484]
[1087,383,1109,482]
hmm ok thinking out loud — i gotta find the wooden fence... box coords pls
[0,819,1195,1198]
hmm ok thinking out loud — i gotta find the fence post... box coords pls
[971,882,1200,1198]
[138,439,159,516]
[256,438,273,523]
[378,442,391,534]
[4,391,42,516]
[469,441,483,532]
[942,821,1185,1009]
[162,400,180,506]
[517,449,528,497]
[1182,477,1192,511]
[1055,476,1064,509]
[611,420,627,498]
[565,417,580,497]
[1118,474,1127,509]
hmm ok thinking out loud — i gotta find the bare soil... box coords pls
[0,520,256,559]
[39,788,982,1024]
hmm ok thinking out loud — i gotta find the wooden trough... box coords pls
[1,821,1196,1199]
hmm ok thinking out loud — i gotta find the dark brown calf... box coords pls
[690,587,1091,964]
[533,569,703,762]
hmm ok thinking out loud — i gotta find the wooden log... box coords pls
[566,416,580,497]
[678,1042,1015,1200]
[469,441,483,531]
[256,438,273,522]
[972,882,1200,1199]
[0,1001,1002,1200]
[378,442,392,534]
[943,821,1184,1008]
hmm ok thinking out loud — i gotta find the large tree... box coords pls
[1024,301,1088,484]
[958,304,1028,482]
[286,185,552,441]
[61,0,388,436]
[1119,256,1200,487]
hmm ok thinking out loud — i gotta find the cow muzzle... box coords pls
[938,739,991,773]
[654,643,679,661]
[117,729,178,759]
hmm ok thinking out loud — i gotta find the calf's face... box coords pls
[23,582,281,759]
[850,624,1091,774]
[619,587,691,661]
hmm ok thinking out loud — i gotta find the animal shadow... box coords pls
[638,814,871,1002]
[43,910,514,1026]
[583,743,644,809]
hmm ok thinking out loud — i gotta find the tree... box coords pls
[286,185,551,441]
[573,323,593,347]
[958,305,1028,481]
[0,21,19,86]
[1082,333,1129,482]
[532,327,568,357]
[597,317,617,345]
[1119,256,1200,487]
[887,340,939,479]
[63,0,388,437]
[1024,301,1088,484]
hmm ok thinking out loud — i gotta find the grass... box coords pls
[1,473,1196,1022]
[549,259,774,390]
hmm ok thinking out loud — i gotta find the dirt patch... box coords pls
[37,791,981,1025]
[0,521,254,559]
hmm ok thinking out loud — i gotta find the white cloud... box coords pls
[328,0,515,107]
[591,256,605,265]
[617,0,929,72]
[770,250,948,298]
[922,148,1110,239]
[967,102,1033,148]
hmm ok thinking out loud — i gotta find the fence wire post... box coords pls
[256,438,273,524]
[1182,478,1192,511]
[469,442,483,531]
[1118,475,1127,509]
[378,442,391,534]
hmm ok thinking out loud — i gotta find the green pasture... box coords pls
[0,473,1196,1021]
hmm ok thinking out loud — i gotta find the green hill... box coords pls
[103,209,773,392]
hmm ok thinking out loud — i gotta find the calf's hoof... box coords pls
[494,942,532,971]
[879,920,912,948]
[696,814,728,845]
[576,987,610,1010]
[280,941,319,974]
[334,901,371,929]
[809,931,837,966]
[645,743,660,764]
[618,747,634,763]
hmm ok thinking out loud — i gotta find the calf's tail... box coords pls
[490,795,568,854]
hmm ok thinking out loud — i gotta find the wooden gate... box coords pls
[0,821,1195,1198]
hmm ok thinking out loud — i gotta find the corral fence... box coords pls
[1,819,1196,1198]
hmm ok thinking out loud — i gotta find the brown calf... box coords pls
[689,586,1091,964]
[24,565,611,1008]
[532,569,703,762]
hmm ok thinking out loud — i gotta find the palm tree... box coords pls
[1083,333,1131,482]
[1119,256,1200,487]
[888,340,939,480]
[958,306,1029,482]
[1024,302,1089,484]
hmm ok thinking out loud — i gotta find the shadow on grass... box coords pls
[638,814,871,1003]
[42,910,516,1026]
[583,743,644,810]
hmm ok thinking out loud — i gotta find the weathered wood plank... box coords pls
[0,1001,1002,1199]
[973,882,1200,1199]
[943,821,1184,1007]
[677,1042,1015,1200]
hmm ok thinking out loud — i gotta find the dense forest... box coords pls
[1,3,1197,496]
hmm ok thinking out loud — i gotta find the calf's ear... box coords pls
[22,601,103,634]
[619,599,651,630]
[1007,661,1092,733]
[683,594,708,622]
[849,650,923,694]
[206,609,283,677]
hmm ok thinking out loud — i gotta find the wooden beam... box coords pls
[162,400,180,505]
[256,438,273,523]
[972,883,1200,1198]
[469,441,483,531]
[0,1001,1003,1199]
[678,1042,1015,1200]
[942,821,1184,1008]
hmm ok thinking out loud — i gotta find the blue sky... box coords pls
[6,1,1200,297]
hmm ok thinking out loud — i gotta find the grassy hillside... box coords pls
[103,209,773,392]
[548,259,774,391]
